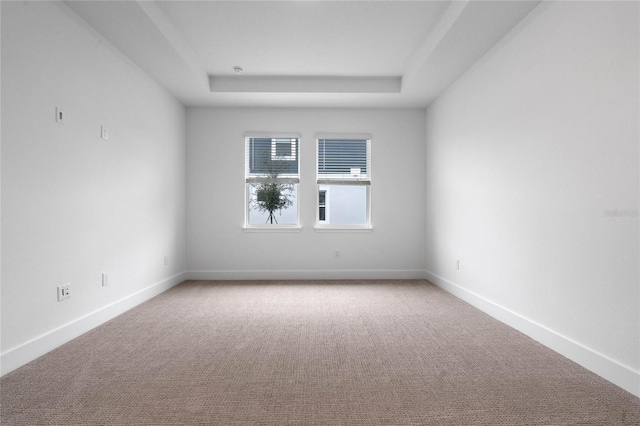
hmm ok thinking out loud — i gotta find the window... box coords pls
[245,136,299,227]
[318,189,327,222]
[317,136,371,227]
[271,139,297,161]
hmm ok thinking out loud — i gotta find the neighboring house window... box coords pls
[318,189,328,222]
[245,136,299,226]
[317,136,371,227]
[271,138,297,161]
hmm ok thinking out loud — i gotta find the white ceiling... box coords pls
[64,0,541,109]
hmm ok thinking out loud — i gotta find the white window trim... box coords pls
[314,227,373,233]
[316,132,372,141]
[315,134,372,230]
[243,225,302,233]
[244,133,301,229]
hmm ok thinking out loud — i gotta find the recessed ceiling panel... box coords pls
[64,0,542,108]
[209,75,402,93]
[157,1,450,77]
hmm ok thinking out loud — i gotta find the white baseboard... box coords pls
[188,269,428,281]
[1,272,187,377]
[425,270,640,397]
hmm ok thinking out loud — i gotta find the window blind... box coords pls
[317,138,371,184]
[245,137,299,183]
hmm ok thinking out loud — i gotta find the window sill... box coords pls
[243,226,302,233]
[314,226,373,233]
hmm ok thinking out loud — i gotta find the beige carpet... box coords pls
[1,280,639,425]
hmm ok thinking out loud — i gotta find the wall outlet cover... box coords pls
[57,284,70,301]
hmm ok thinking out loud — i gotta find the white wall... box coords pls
[187,108,426,279]
[1,2,187,374]
[424,1,639,395]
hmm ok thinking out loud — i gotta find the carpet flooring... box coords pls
[1,280,639,425]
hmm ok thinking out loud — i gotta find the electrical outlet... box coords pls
[102,273,109,287]
[100,125,108,140]
[57,284,70,301]
[334,250,341,259]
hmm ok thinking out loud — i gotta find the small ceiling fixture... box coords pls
[233,66,244,74]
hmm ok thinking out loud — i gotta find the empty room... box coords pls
[1,0,639,424]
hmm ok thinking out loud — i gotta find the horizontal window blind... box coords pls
[317,138,371,184]
[246,137,299,183]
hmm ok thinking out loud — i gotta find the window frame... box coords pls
[315,134,372,231]
[244,133,302,231]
